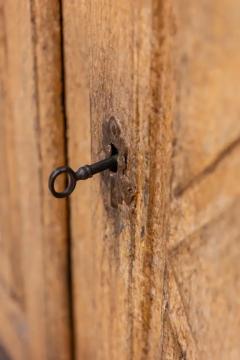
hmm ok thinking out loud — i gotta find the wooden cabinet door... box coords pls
[1,1,240,360]
[63,1,240,359]
[0,1,72,359]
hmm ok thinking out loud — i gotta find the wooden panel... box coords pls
[61,2,92,358]
[172,0,240,192]
[0,0,72,358]
[168,200,240,359]
[63,0,174,358]
[167,0,240,358]
[63,0,240,359]
[169,144,240,250]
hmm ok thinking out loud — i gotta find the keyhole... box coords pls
[110,143,118,172]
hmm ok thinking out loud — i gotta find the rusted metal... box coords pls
[102,116,135,208]
[48,154,118,198]
[48,116,135,208]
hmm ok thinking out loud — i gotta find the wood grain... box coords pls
[168,0,240,358]
[0,0,72,358]
[61,1,92,358]
[63,0,174,358]
[1,0,239,358]
[63,0,240,359]
[169,200,240,359]
[172,0,240,192]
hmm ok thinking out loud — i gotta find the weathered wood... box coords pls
[61,2,92,358]
[1,0,240,358]
[63,0,174,358]
[63,0,240,359]
[168,0,240,358]
[0,0,72,358]
[168,200,240,359]
[172,0,240,193]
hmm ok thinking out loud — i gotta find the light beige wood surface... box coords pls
[166,1,240,358]
[0,0,72,359]
[1,0,240,359]
[63,0,240,359]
